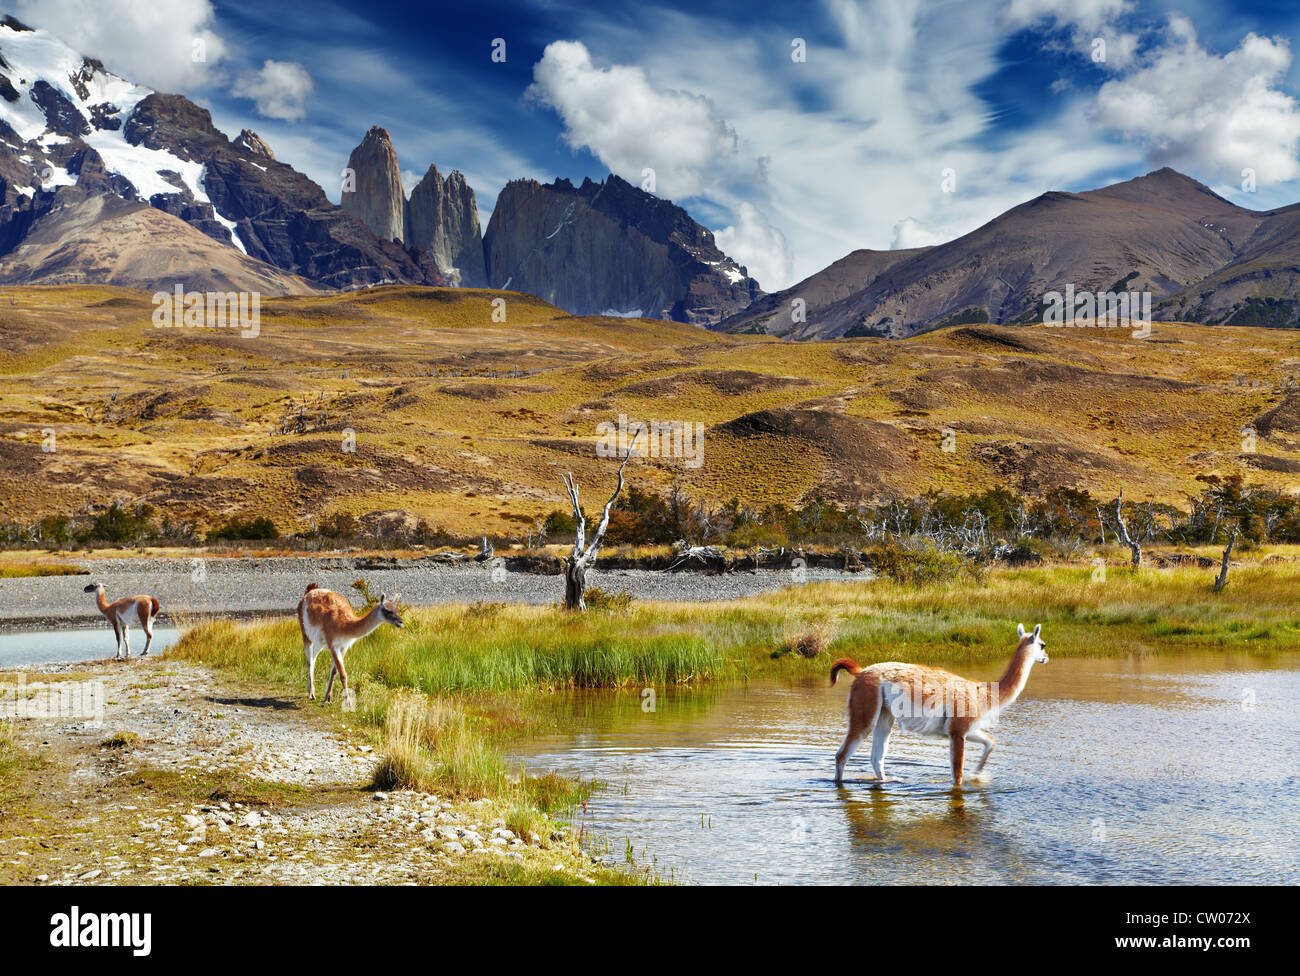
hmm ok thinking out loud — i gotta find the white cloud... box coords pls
[526,40,738,200]
[1091,16,1300,185]
[10,0,226,90]
[566,2,1141,289]
[1002,0,1138,69]
[713,203,791,292]
[232,60,315,122]
[1003,0,1129,34]
[891,217,947,250]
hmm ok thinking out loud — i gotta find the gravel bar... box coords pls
[0,556,872,631]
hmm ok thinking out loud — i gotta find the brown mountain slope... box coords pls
[1161,202,1300,326]
[721,169,1299,339]
[717,247,929,337]
[0,192,319,294]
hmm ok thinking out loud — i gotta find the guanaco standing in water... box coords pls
[830,624,1048,786]
[84,582,161,660]
[297,583,403,702]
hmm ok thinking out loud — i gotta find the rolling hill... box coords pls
[2,285,1299,537]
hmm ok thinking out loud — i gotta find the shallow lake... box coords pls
[513,652,1300,885]
[0,627,183,669]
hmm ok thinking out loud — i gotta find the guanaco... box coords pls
[830,624,1048,787]
[297,583,403,702]
[84,582,161,660]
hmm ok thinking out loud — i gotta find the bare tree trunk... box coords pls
[562,558,588,610]
[1114,489,1142,567]
[1213,526,1238,593]
[559,429,640,611]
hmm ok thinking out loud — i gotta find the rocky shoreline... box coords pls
[0,657,617,885]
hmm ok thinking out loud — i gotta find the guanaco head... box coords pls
[378,593,404,629]
[83,582,104,594]
[1016,623,1048,663]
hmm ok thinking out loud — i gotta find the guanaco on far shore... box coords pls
[84,582,161,660]
[830,624,1048,786]
[297,583,403,702]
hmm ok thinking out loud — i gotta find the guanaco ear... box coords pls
[1017,623,1026,639]
[379,592,387,604]
[1032,624,1041,640]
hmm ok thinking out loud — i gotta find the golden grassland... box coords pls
[3,284,1300,535]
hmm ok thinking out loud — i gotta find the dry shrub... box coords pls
[782,623,832,658]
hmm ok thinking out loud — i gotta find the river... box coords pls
[513,651,1300,885]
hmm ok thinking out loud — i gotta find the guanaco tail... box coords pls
[84,582,161,660]
[830,623,1048,786]
[297,583,404,702]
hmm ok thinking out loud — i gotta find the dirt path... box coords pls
[0,657,610,885]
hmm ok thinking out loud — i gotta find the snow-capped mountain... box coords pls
[0,14,441,293]
[0,14,759,320]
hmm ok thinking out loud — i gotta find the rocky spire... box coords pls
[341,126,405,244]
[234,129,274,160]
[407,164,486,287]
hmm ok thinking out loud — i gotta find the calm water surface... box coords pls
[0,627,182,668]
[513,652,1300,885]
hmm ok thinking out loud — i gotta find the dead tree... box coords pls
[1113,489,1142,567]
[559,431,640,610]
[1213,525,1239,593]
[668,543,730,573]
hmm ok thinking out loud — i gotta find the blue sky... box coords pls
[13,0,1300,290]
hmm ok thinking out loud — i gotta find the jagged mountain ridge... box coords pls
[483,174,762,324]
[9,16,1297,334]
[0,15,753,317]
[0,18,441,293]
[719,168,1300,338]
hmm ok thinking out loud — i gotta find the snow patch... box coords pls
[83,131,201,200]
[211,211,246,254]
[707,258,745,285]
[545,201,576,240]
[40,165,76,190]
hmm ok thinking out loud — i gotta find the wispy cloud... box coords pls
[232,59,314,120]
[17,0,1300,292]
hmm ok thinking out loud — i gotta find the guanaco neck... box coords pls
[337,603,385,639]
[996,637,1037,706]
[94,588,110,613]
